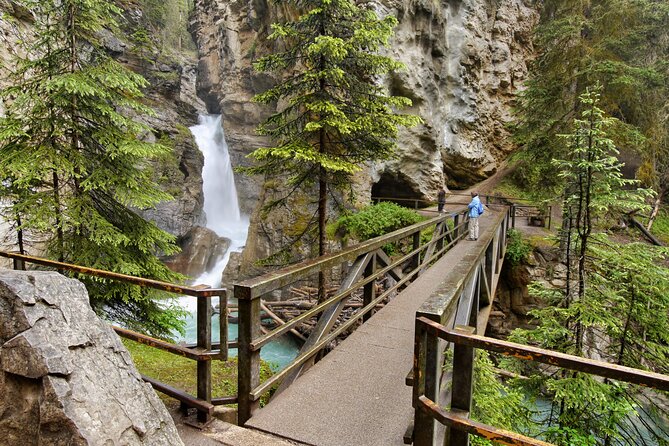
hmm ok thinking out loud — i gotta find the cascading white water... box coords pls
[179,114,298,370]
[190,114,249,290]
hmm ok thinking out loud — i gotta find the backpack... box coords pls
[478,202,484,216]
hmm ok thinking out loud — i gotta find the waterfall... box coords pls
[190,114,249,290]
[179,114,298,370]
[176,114,248,317]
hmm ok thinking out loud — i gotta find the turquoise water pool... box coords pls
[179,312,300,372]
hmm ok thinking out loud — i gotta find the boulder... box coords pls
[0,270,185,446]
[163,226,231,278]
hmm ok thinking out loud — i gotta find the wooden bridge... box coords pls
[3,201,668,446]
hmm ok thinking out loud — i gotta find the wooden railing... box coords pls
[0,251,229,423]
[414,317,669,446]
[411,207,511,444]
[411,206,669,445]
[234,207,473,424]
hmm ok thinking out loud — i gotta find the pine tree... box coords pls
[507,90,668,445]
[0,0,184,337]
[245,0,421,299]
[512,0,669,200]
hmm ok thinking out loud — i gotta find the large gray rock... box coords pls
[163,226,231,278]
[0,270,185,446]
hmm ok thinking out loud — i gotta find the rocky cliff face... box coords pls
[190,0,538,274]
[191,0,538,203]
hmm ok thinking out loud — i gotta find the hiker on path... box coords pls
[467,192,484,240]
[437,188,446,213]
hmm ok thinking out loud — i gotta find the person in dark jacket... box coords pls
[437,188,446,213]
[467,192,484,240]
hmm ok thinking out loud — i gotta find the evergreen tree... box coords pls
[513,0,669,201]
[507,90,668,445]
[0,0,184,337]
[245,0,421,299]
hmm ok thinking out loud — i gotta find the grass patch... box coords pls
[123,339,276,405]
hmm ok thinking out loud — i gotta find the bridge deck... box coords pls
[246,212,501,446]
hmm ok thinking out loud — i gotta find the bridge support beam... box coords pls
[447,325,476,446]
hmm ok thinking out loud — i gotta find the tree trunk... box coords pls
[647,195,661,231]
[318,141,327,303]
[53,171,64,262]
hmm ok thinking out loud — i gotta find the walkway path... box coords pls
[246,212,501,446]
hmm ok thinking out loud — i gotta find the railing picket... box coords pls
[196,294,212,422]
[237,288,261,425]
[449,325,476,446]
[363,253,377,322]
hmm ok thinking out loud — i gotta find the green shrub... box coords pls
[330,202,423,242]
[505,229,532,265]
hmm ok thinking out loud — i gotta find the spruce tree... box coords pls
[513,0,669,200]
[0,0,184,337]
[245,0,421,299]
[507,90,667,445]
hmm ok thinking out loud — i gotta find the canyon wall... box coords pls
[191,0,538,203]
[190,0,538,274]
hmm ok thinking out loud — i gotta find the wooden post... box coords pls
[547,205,552,230]
[196,294,212,422]
[362,254,376,322]
[218,290,228,361]
[412,232,421,271]
[237,286,261,425]
[454,214,460,239]
[12,257,25,271]
[448,325,476,446]
[511,204,516,228]
[413,317,438,446]
[436,222,444,253]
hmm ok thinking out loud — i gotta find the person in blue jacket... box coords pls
[467,192,484,240]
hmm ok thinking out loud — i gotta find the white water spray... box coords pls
[181,114,249,313]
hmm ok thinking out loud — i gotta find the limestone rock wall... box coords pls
[0,270,184,446]
[190,0,538,204]
[189,0,538,272]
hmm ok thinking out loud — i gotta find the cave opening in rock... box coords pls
[371,171,423,207]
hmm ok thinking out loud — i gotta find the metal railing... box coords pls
[0,251,230,422]
[234,207,473,424]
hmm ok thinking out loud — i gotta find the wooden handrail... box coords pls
[417,317,669,391]
[0,251,225,297]
[234,209,468,300]
[1,250,225,423]
[417,396,552,446]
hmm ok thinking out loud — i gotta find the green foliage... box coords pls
[513,0,669,197]
[124,339,276,406]
[502,90,668,444]
[469,352,532,445]
[647,207,669,244]
[135,0,195,53]
[505,229,532,265]
[0,0,183,337]
[244,0,422,261]
[330,202,423,242]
